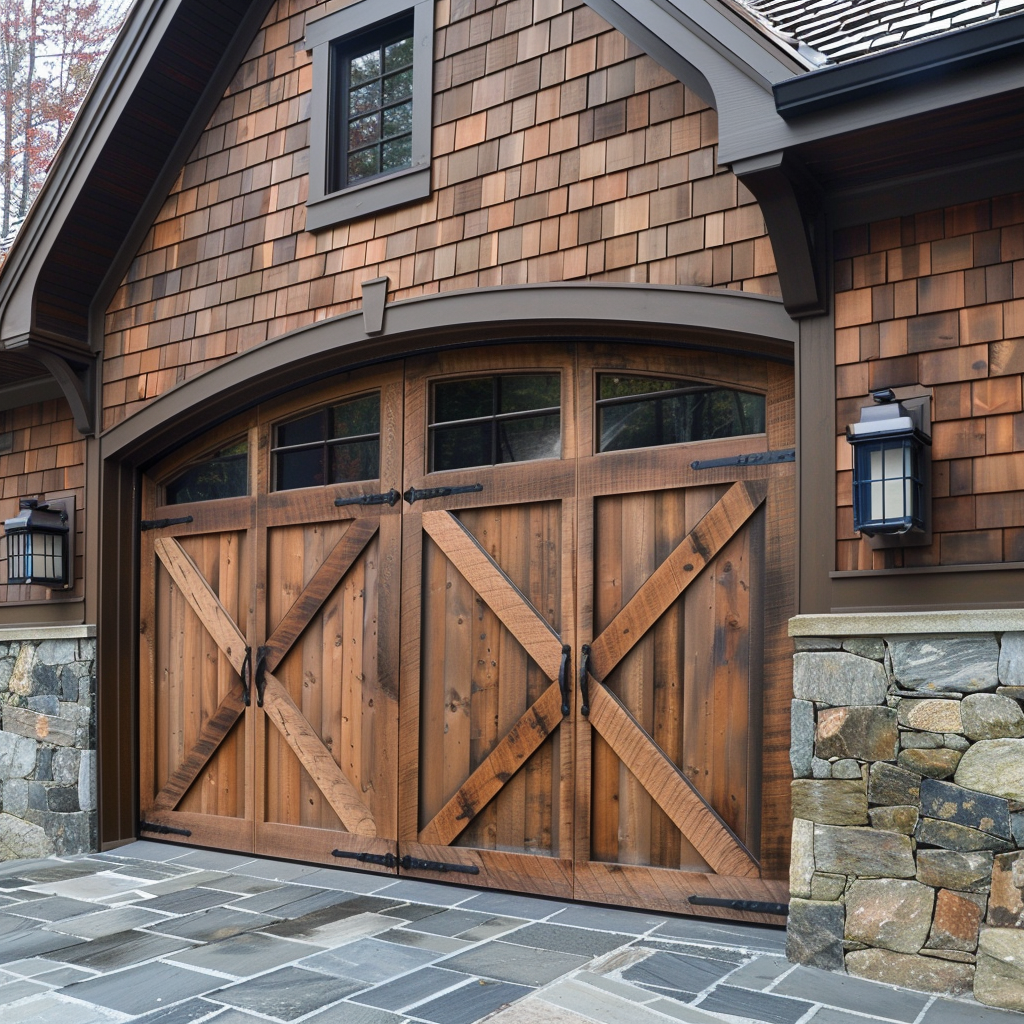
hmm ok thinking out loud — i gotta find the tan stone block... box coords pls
[846,948,974,995]
[976,927,1024,1010]
[898,699,964,734]
[845,878,934,953]
[987,851,1024,927]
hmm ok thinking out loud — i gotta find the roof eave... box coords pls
[774,10,1024,119]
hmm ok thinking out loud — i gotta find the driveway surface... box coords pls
[0,842,1018,1023]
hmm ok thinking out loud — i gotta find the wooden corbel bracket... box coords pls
[29,344,97,436]
[733,151,826,319]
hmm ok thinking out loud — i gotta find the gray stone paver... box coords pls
[0,843,1019,1024]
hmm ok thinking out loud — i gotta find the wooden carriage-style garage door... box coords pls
[139,343,793,919]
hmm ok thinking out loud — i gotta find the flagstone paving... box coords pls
[0,842,1019,1024]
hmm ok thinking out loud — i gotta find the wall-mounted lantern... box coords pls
[3,497,74,589]
[847,389,931,539]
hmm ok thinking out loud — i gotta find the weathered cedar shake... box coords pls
[0,401,85,604]
[835,195,1024,571]
[101,0,778,430]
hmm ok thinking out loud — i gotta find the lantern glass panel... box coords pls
[852,435,925,534]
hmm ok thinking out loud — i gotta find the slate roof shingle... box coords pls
[733,0,1024,64]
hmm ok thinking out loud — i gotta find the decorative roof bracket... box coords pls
[733,150,826,318]
[30,344,96,436]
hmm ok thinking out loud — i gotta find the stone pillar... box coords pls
[786,612,1024,1012]
[0,626,97,859]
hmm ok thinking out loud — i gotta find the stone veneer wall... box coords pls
[788,627,1024,1011]
[0,631,97,859]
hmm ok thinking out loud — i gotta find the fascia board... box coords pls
[656,0,808,84]
[587,0,785,164]
[594,0,1024,172]
[729,54,1024,164]
[0,0,179,344]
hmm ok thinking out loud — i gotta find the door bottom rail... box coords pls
[139,820,192,837]
[331,848,480,875]
[687,895,789,916]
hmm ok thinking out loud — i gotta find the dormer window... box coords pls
[306,0,432,231]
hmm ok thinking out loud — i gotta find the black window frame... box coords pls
[271,392,382,492]
[330,16,415,195]
[594,374,767,453]
[305,0,433,231]
[428,373,563,472]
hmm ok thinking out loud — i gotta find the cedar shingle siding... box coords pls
[102,0,778,430]
[835,194,1024,569]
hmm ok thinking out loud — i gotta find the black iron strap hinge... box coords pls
[690,448,795,471]
[139,820,192,838]
[332,849,397,868]
[400,855,480,875]
[140,516,194,531]
[688,895,789,916]
[404,483,483,505]
[335,489,400,508]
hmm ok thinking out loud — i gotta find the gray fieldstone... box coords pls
[791,699,814,778]
[39,809,96,855]
[1013,811,1024,845]
[927,889,985,952]
[831,759,862,779]
[868,804,918,835]
[919,777,1012,838]
[900,731,944,749]
[987,851,1024,927]
[26,695,58,714]
[954,739,1024,800]
[813,824,915,877]
[79,750,96,812]
[816,706,899,762]
[0,812,54,858]
[811,758,832,778]
[944,734,970,751]
[34,747,52,781]
[29,662,60,697]
[35,639,77,667]
[976,927,1024,1011]
[845,878,935,953]
[961,693,1024,741]
[898,747,962,778]
[868,761,921,805]
[915,817,1015,853]
[0,657,14,692]
[790,817,814,899]
[997,686,1024,704]
[794,638,842,652]
[889,635,999,694]
[791,780,868,825]
[793,651,889,706]
[52,748,80,785]
[845,947,975,994]
[786,898,845,971]
[898,698,964,733]
[998,632,1024,688]
[810,872,846,901]
[47,786,79,813]
[4,778,28,815]
[0,730,36,778]
[843,638,886,660]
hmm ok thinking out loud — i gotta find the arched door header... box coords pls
[99,283,796,465]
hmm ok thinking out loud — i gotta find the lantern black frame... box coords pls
[848,426,930,538]
[4,498,73,589]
